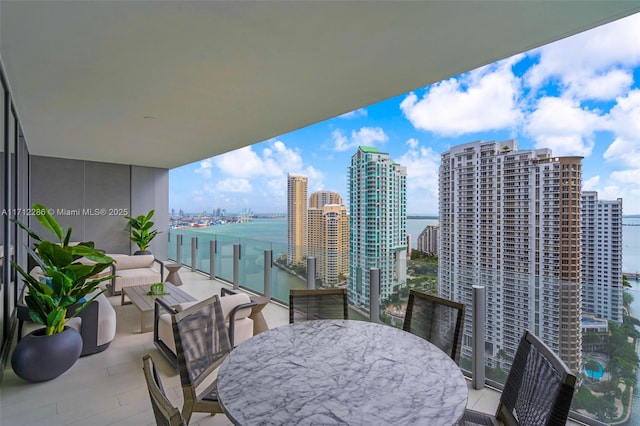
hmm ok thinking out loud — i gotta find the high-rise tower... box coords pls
[417,225,439,256]
[308,191,349,287]
[309,191,343,209]
[581,192,623,323]
[348,146,407,309]
[287,173,308,266]
[439,140,582,373]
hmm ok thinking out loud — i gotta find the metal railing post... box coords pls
[369,268,380,323]
[472,285,486,390]
[191,237,197,272]
[176,234,182,265]
[233,244,241,290]
[264,250,272,299]
[209,240,216,280]
[306,257,316,289]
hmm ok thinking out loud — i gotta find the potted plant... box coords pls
[124,209,161,255]
[10,203,115,382]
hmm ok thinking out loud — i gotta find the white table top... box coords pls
[217,320,468,426]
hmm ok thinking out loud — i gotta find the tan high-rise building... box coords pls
[308,196,349,287]
[309,191,343,208]
[287,174,308,266]
[439,140,582,373]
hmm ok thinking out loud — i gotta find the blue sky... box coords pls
[170,13,640,215]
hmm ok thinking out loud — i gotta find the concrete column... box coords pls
[306,257,316,290]
[369,268,380,323]
[176,234,182,265]
[191,237,197,272]
[264,250,272,299]
[472,285,486,390]
[209,240,216,280]
[233,244,241,290]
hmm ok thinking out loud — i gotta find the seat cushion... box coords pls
[158,292,255,353]
[158,313,176,353]
[220,293,253,321]
[91,291,116,346]
[111,254,155,269]
[113,268,161,292]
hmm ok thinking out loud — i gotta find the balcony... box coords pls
[1,268,589,425]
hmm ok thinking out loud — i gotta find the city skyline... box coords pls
[170,13,640,215]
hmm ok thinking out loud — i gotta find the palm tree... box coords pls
[584,359,601,379]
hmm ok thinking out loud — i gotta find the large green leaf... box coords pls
[32,203,64,241]
[63,227,72,247]
[11,218,43,242]
[38,241,73,268]
[46,310,65,328]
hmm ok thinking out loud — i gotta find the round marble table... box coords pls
[217,320,468,426]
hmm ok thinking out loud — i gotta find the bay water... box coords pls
[183,216,640,273]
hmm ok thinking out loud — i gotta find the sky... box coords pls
[170,13,640,215]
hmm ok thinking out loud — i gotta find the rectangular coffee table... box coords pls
[122,282,196,332]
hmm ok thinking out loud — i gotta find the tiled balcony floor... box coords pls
[1,270,573,425]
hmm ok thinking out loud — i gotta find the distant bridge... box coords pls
[625,272,640,280]
[407,215,438,220]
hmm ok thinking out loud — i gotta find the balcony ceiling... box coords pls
[2,1,640,169]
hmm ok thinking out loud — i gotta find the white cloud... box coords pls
[184,140,327,213]
[338,108,368,119]
[526,97,601,157]
[581,169,640,214]
[565,69,634,101]
[610,169,640,185]
[215,178,252,193]
[332,130,350,151]
[194,159,213,178]
[582,175,600,191]
[400,58,522,136]
[270,140,304,171]
[213,146,274,178]
[332,127,388,152]
[396,141,441,213]
[602,90,640,168]
[604,171,640,212]
[525,13,640,100]
[406,138,419,149]
[604,138,640,168]
[212,141,305,178]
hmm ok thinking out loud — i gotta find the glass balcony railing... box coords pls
[167,227,639,426]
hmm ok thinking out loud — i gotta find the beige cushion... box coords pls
[219,293,253,320]
[111,254,155,269]
[86,288,117,346]
[109,254,161,292]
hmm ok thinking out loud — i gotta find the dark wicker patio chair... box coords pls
[142,354,186,426]
[171,295,231,424]
[289,288,348,323]
[459,329,577,426]
[403,290,465,364]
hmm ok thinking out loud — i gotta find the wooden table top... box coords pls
[121,282,196,312]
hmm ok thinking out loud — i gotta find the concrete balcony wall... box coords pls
[30,155,168,259]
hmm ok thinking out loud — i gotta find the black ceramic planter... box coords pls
[11,326,83,382]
